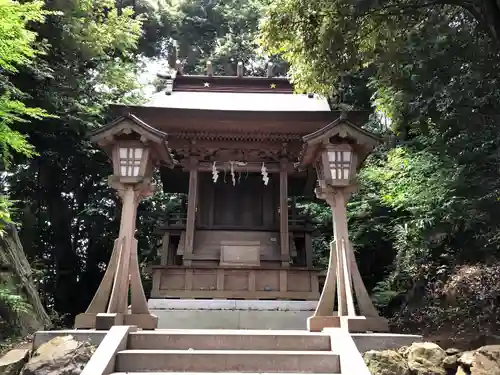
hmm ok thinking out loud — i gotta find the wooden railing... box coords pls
[160,212,311,230]
[328,328,373,375]
[164,212,187,227]
[151,265,320,300]
[81,326,135,375]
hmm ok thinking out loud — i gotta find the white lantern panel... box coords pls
[343,151,351,161]
[328,166,335,179]
[343,168,350,179]
[117,146,146,177]
[328,151,336,162]
[134,148,143,159]
[119,147,128,159]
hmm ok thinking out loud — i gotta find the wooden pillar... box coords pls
[279,165,289,267]
[331,191,355,317]
[307,184,389,333]
[184,164,198,266]
[75,179,157,330]
[291,196,297,220]
[305,232,313,268]
[160,232,170,266]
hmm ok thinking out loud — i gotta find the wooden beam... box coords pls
[280,163,290,267]
[183,163,198,266]
[206,61,213,76]
[237,62,243,77]
[186,161,295,173]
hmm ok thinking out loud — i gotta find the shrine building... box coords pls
[108,64,368,329]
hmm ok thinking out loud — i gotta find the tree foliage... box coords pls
[0,0,54,231]
[260,0,500,338]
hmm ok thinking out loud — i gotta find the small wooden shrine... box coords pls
[109,63,368,302]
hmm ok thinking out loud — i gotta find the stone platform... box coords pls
[148,299,317,330]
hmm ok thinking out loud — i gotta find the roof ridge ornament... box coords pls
[156,69,176,96]
[237,62,243,78]
[267,62,274,78]
[207,61,213,77]
[165,75,174,95]
[176,59,183,75]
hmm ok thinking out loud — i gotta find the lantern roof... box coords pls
[296,115,381,170]
[89,113,176,167]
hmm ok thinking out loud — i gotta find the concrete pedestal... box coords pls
[308,315,390,332]
[148,299,317,330]
[75,312,158,330]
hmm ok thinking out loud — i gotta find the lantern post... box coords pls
[75,114,175,330]
[297,115,389,332]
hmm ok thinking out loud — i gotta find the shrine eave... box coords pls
[109,104,370,141]
[110,103,349,121]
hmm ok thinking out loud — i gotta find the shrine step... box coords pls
[111,373,337,375]
[128,329,331,351]
[115,349,341,373]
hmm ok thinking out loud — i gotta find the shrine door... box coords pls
[211,172,275,228]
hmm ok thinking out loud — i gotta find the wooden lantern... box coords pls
[74,114,175,330]
[297,115,389,333]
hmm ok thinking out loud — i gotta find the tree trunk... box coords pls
[0,223,51,335]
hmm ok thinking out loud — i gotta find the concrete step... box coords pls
[128,329,332,351]
[111,373,339,375]
[115,349,341,373]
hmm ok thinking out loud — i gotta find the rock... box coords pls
[445,348,462,356]
[398,345,409,358]
[457,345,500,375]
[458,351,475,367]
[0,349,29,375]
[407,342,446,375]
[442,354,459,370]
[21,335,95,375]
[363,349,410,375]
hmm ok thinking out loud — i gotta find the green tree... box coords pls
[162,0,286,75]
[5,0,144,320]
[0,0,54,231]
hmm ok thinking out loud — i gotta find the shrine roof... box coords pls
[142,74,332,112]
[109,72,369,139]
[145,91,330,112]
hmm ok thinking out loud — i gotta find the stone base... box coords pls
[148,299,317,330]
[307,315,341,331]
[308,315,390,333]
[75,312,158,330]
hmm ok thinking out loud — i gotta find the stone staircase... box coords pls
[82,327,371,375]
